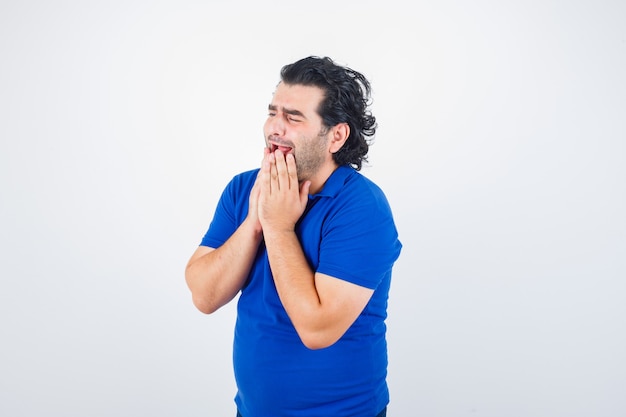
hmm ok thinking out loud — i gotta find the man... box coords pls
[185,56,402,417]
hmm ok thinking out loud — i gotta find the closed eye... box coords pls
[268,104,306,122]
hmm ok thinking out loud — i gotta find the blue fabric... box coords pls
[238,406,385,417]
[202,165,402,417]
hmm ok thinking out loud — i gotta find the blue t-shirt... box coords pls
[201,165,402,417]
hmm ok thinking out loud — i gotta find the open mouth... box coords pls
[270,143,293,154]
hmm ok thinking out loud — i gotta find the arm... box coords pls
[185,174,263,314]
[258,151,373,349]
[263,229,374,349]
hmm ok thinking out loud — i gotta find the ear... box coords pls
[329,123,350,154]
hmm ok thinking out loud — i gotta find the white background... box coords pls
[1,1,624,416]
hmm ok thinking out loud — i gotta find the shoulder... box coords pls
[230,168,259,186]
[215,169,260,215]
[222,168,259,195]
[337,168,394,214]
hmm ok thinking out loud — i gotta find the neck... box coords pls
[306,162,339,195]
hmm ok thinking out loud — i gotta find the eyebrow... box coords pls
[268,104,306,119]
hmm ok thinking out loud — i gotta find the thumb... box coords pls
[300,181,311,205]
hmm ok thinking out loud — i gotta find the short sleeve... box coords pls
[317,181,402,289]
[200,169,258,249]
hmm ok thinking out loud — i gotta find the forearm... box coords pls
[263,230,324,337]
[185,218,263,313]
[264,228,375,349]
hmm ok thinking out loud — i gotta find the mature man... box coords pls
[186,56,402,417]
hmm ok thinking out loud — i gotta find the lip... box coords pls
[268,140,294,154]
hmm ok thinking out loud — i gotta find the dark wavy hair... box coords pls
[280,56,377,171]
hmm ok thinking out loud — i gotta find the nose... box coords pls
[265,113,286,138]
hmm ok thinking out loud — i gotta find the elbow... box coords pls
[298,330,342,350]
[191,295,219,315]
[185,267,220,314]
[291,313,349,350]
[302,340,332,350]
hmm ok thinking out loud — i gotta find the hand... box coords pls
[245,148,269,234]
[258,149,311,233]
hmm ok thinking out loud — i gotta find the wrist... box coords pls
[261,226,296,244]
[243,217,264,240]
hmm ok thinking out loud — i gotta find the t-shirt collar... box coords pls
[309,165,353,199]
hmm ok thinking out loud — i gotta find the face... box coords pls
[264,82,332,182]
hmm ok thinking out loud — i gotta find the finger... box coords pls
[261,147,270,168]
[260,151,272,195]
[269,151,279,192]
[285,153,298,190]
[300,180,311,206]
[274,150,288,190]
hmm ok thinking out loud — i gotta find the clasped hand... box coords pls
[251,148,311,234]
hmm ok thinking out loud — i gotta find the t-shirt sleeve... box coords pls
[317,188,402,290]
[199,170,257,249]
